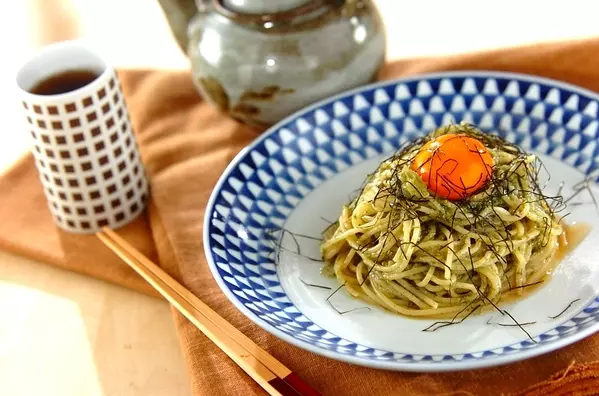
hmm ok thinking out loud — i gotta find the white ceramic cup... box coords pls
[16,40,149,234]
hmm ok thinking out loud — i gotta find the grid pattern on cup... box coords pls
[24,70,148,233]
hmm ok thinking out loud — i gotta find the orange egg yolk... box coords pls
[410,134,494,201]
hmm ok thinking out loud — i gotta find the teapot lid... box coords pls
[221,0,313,14]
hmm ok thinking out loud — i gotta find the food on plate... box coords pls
[321,122,568,318]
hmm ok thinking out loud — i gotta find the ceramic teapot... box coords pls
[158,0,386,127]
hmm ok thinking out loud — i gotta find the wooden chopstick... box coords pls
[97,227,321,396]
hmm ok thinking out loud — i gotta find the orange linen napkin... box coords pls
[3,38,599,395]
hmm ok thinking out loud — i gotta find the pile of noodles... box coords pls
[320,123,564,318]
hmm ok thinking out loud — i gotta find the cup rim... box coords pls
[15,39,112,102]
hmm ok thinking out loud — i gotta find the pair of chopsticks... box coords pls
[97,227,320,396]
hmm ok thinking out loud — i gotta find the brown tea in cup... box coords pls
[29,69,100,96]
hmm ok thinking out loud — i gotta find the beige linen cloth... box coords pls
[2,39,599,395]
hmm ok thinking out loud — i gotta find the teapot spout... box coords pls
[157,0,207,55]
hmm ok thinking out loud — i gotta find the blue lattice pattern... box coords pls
[205,72,599,365]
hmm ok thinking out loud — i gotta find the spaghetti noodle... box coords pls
[320,122,564,318]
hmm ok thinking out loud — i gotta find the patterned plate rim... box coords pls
[203,70,599,371]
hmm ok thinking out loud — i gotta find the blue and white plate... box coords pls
[204,71,599,371]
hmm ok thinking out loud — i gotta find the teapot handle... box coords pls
[157,0,208,55]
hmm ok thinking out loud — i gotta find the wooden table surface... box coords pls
[1,1,597,395]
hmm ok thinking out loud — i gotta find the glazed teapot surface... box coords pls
[158,0,386,127]
[222,0,313,14]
